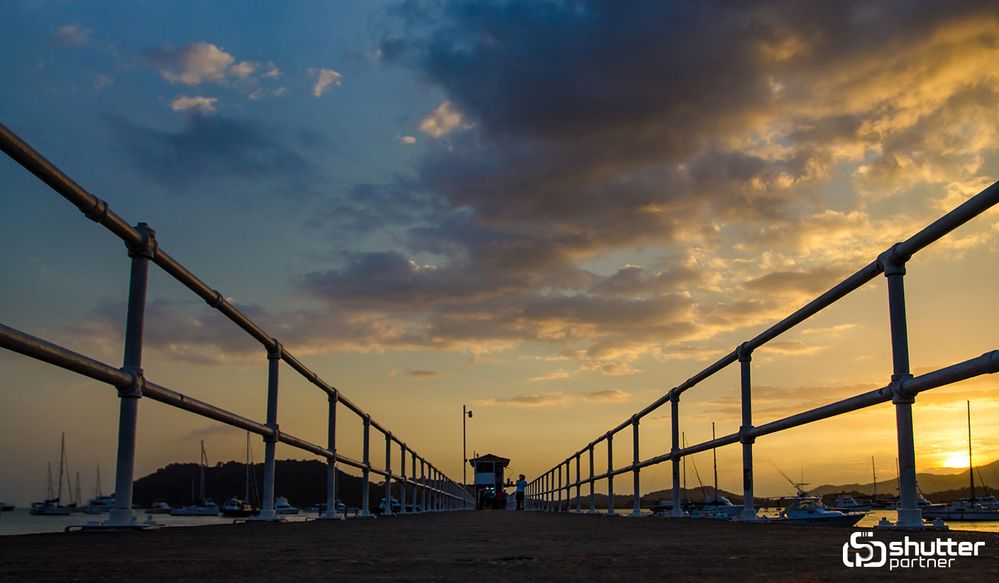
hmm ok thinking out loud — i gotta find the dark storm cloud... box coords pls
[104,114,316,193]
[291,0,999,364]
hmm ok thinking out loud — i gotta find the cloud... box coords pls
[146,42,236,84]
[169,95,219,114]
[474,388,632,407]
[528,369,572,382]
[475,392,572,407]
[582,389,631,403]
[397,135,417,144]
[94,74,113,91]
[104,114,316,192]
[419,101,470,138]
[309,67,342,97]
[406,368,442,378]
[53,24,91,47]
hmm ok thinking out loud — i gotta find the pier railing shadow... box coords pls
[0,123,474,527]
[527,180,999,530]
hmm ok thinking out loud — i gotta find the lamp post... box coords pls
[463,405,473,507]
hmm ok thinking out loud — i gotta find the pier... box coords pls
[2,512,998,581]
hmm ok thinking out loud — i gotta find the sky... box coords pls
[2,0,999,506]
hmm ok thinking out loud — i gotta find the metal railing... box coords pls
[527,179,999,529]
[0,122,474,526]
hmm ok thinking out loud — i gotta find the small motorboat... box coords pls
[827,493,871,513]
[170,500,220,516]
[84,495,116,514]
[690,495,744,519]
[221,497,255,518]
[0,501,15,512]
[145,501,173,514]
[773,496,864,526]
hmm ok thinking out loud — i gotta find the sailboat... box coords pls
[222,432,257,517]
[85,463,115,514]
[923,402,999,522]
[690,422,741,519]
[171,441,219,516]
[30,433,72,516]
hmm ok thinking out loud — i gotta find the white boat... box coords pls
[274,496,300,515]
[0,501,14,512]
[170,440,219,516]
[774,496,865,526]
[828,494,871,512]
[145,501,173,514]
[691,495,743,519]
[171,500,220,516]
[922,499,999,522]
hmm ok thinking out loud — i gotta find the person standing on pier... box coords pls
[515,474,527,510]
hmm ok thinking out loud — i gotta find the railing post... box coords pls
[421,459,428,513]
[630,416,642,517]
[109,223,155,526]
[557,462,563,512]
[545,471,551,512]
[881,245,922,529]
[359,415,374,518]
[669,392,685,517]
[575,453,582,513]
[738,343,758,521]
[256,340,281,521]
[411,450,418,512]
[607,433,615,515]
[588,445,596,514]
[399,443,408,514]
[384,433,393,516]
[320,390,343,520]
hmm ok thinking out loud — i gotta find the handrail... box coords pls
[0,122,474,523]
[527,179,999,529]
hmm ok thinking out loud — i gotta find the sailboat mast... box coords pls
[47,462,54,501]
[681,431,687,502]
[712,422,718,501]
[968,400,975,502]
[245,432,250,502]
[57,433,65,502]
[872,457,877,501]
[75,472,81,507]
[200,440,206,503]
[96,463,102,498]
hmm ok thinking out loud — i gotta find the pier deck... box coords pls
[2,512,998,581]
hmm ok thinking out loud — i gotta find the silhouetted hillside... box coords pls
[134,460,389,509]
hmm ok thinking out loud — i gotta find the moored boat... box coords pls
[221,497,255,517]
[774,496,865,526]
[827,493,871,513]
[274,496,300,515]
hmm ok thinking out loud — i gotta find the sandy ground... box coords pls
[1,511,998,581]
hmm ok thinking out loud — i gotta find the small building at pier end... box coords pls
[469,453,510,510]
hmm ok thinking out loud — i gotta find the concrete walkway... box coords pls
[2,511,998,581]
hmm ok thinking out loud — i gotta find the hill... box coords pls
[807,459,999,500]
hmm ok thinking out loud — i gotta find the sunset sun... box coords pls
[941,452,971,469]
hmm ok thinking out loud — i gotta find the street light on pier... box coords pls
[463,405,473,506]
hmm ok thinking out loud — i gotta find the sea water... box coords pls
[0,508,311,535]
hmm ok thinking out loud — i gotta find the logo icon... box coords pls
[843,531,886,568]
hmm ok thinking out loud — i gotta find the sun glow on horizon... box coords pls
[941,452,971,469]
